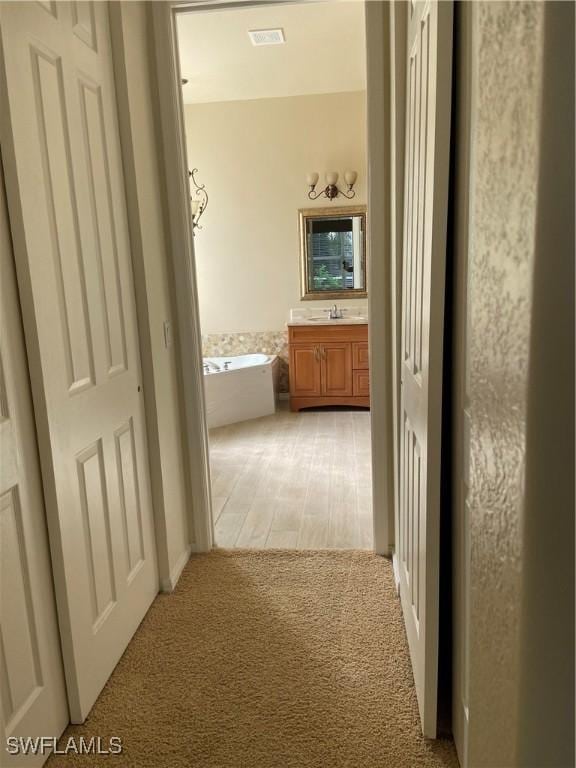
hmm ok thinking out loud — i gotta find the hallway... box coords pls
[1,2,573,765]
[47,550,457,767]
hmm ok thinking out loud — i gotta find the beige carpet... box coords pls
[48,550,458,768]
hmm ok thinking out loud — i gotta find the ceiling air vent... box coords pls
[248,28,285,46]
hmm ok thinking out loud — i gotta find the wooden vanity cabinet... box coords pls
[288,324,370,411]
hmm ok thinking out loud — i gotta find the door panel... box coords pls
[0,1,158,722]
[71,0,97,50]
[289,345,322,396]
[321,343,353,396]
[397,0,453,737]
[0,162,68,766]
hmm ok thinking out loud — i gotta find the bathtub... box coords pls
[202,354,279,429]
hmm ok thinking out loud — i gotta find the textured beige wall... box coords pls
[184,92,367,333]
[515,1,575,762]
[466,3,545,765]
[112,2,191,587]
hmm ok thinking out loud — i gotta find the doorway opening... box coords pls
[174,1,374,550]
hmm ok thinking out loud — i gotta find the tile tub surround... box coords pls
[201,316,368,394]
[202,332,289,393]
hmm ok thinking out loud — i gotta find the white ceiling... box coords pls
[176,2,366,105]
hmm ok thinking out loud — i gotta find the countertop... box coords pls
[287,307,368,327]
[286,317,368,327]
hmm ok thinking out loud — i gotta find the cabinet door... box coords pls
[352,342,370,370]
[321,343,353,396]
[289,344,322,396]
[353,369,370,397]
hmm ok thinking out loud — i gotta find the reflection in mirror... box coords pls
[299,206,367,300]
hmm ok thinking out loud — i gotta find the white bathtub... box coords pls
[202,354,279,429]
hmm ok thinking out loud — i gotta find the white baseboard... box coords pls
[392,553,401,595]
[453,697,470,767]
[160,545,192,592]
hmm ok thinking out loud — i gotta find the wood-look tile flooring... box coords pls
[209,404,373,550]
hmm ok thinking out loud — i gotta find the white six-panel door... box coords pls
[0,159,69,767]
[0,1,158,722]
[397,0,453,737]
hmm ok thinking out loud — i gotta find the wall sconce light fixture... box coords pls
[306,170,358,201]
[189,168,208,232]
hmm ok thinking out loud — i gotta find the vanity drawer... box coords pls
[289,324,367,344]
[352,342,369,369]
[353,369,370,396]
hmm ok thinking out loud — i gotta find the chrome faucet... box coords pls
[329,304,343,320]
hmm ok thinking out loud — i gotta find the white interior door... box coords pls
[0,162,69,765]
[397,0,453,737]
[0,1,158,722]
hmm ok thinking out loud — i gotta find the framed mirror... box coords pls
[298,205,367,300]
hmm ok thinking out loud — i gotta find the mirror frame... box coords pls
[298,204,368,301]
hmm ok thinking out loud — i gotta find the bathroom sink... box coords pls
[288,308,368,325]
[305,315,367,323]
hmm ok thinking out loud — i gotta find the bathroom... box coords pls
[177,1,371,549]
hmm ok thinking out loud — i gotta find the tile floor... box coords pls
[209,403,373,550]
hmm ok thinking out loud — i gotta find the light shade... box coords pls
[325,171,339,185]
[344,170,358,186]
[306,172,319,187]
